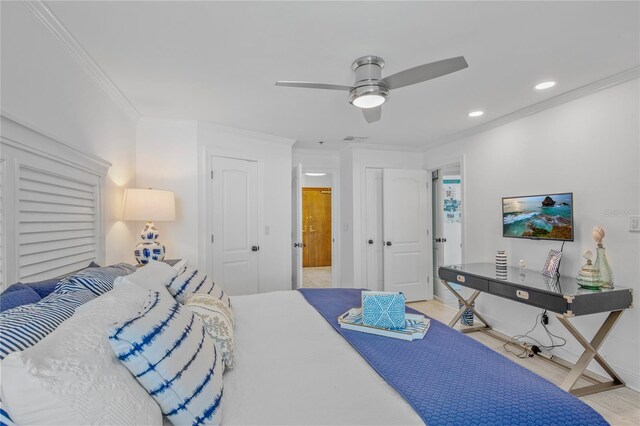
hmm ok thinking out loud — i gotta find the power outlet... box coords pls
[630,215,640,232]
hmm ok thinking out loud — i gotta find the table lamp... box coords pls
[123,188,176,264]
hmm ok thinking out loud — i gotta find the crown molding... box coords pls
[423,66,640,151]
[22,1,141,122]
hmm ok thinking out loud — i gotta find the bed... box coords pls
[224,290,422,425]
[224,289,607,426]
[0,263,607,425]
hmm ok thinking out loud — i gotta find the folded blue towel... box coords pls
[361,291,406,330]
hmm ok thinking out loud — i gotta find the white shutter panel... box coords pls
[18,166,99,281]
[1,116,110,285]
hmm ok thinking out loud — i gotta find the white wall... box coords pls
[424,79,640,389]
[292,148,340,170]
[135,119,199,263]
[136,118,295,294]
[302,174,333,188]
[1,2,138,265]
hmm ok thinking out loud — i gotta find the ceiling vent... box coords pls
[343,136,368,142]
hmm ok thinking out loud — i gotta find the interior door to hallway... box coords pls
[210,156,259,296]
[382,168,430,302]
[302,188,332,267]
[365,168,384,291]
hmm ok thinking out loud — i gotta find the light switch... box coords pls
[265,226,270,235]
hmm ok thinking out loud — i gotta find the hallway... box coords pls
[302,266,331,288]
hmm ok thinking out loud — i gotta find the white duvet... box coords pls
[223,291,422,425]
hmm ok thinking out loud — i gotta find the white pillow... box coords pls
[168,266,230,307]
[107,289,224,425]
[184,293,235,370]
[0,284,162,425]
[172,259,189,273]
[118,260,178,292]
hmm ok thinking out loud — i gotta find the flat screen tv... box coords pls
[502,193,574,241]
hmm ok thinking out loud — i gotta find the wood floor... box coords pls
[302,266,331,288]
[407,299,640,426]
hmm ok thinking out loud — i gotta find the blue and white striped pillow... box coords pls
[107,289,224,425]
[0,289,95,359]
[167,267,230,307]
[54,263,135,296]
[0,400,15,426]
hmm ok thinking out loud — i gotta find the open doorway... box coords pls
[302,186,332,288]
[292,166,339,289]
[432,163,463,307]
[302,171,333,288]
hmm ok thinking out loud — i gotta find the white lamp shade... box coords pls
[123,188,176,221]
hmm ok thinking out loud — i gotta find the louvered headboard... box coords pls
[0,116,111,290]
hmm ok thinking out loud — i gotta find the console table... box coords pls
[439,263,633,396]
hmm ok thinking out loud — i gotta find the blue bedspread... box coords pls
[299,288,607,426]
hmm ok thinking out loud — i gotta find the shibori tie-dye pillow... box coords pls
[107,289,224,425]
[167,267,230,307]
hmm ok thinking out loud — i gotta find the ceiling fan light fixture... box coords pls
[353,94,386,109]
[348,84,389,109]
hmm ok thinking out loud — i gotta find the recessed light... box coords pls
[468,111,484,118]
[305,172,327,177]
[535,81,556,90]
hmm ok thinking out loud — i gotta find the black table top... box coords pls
[440,262,631,298]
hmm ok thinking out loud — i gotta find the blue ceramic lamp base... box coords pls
[134,221,166,264]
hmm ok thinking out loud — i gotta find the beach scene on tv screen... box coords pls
[503,194,573,240]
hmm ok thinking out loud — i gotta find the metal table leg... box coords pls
[441,279,492,331]
[555,310,625,396]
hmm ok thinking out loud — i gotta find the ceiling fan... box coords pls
[275,55,468,123]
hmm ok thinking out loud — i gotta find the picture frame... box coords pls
[542,249,563,278]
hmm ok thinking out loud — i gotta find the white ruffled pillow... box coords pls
[172,259,189,274]
[107,289,224,425]
[116,260,178,292]
[0,284,162,425]
[184,293,235,370]
[167,266,230,307]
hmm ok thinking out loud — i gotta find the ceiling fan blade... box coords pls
[382,56,468,90]
[275,81,352,91]
[362,106,382,123]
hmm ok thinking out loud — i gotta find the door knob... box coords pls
[251,245,259,252]
[386,241,392,247]
[368,239,374,245]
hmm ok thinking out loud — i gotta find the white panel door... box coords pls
[292,164,303,289]
[365,168,384,291]
[211,156,259,296]
[382,169,429,302]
